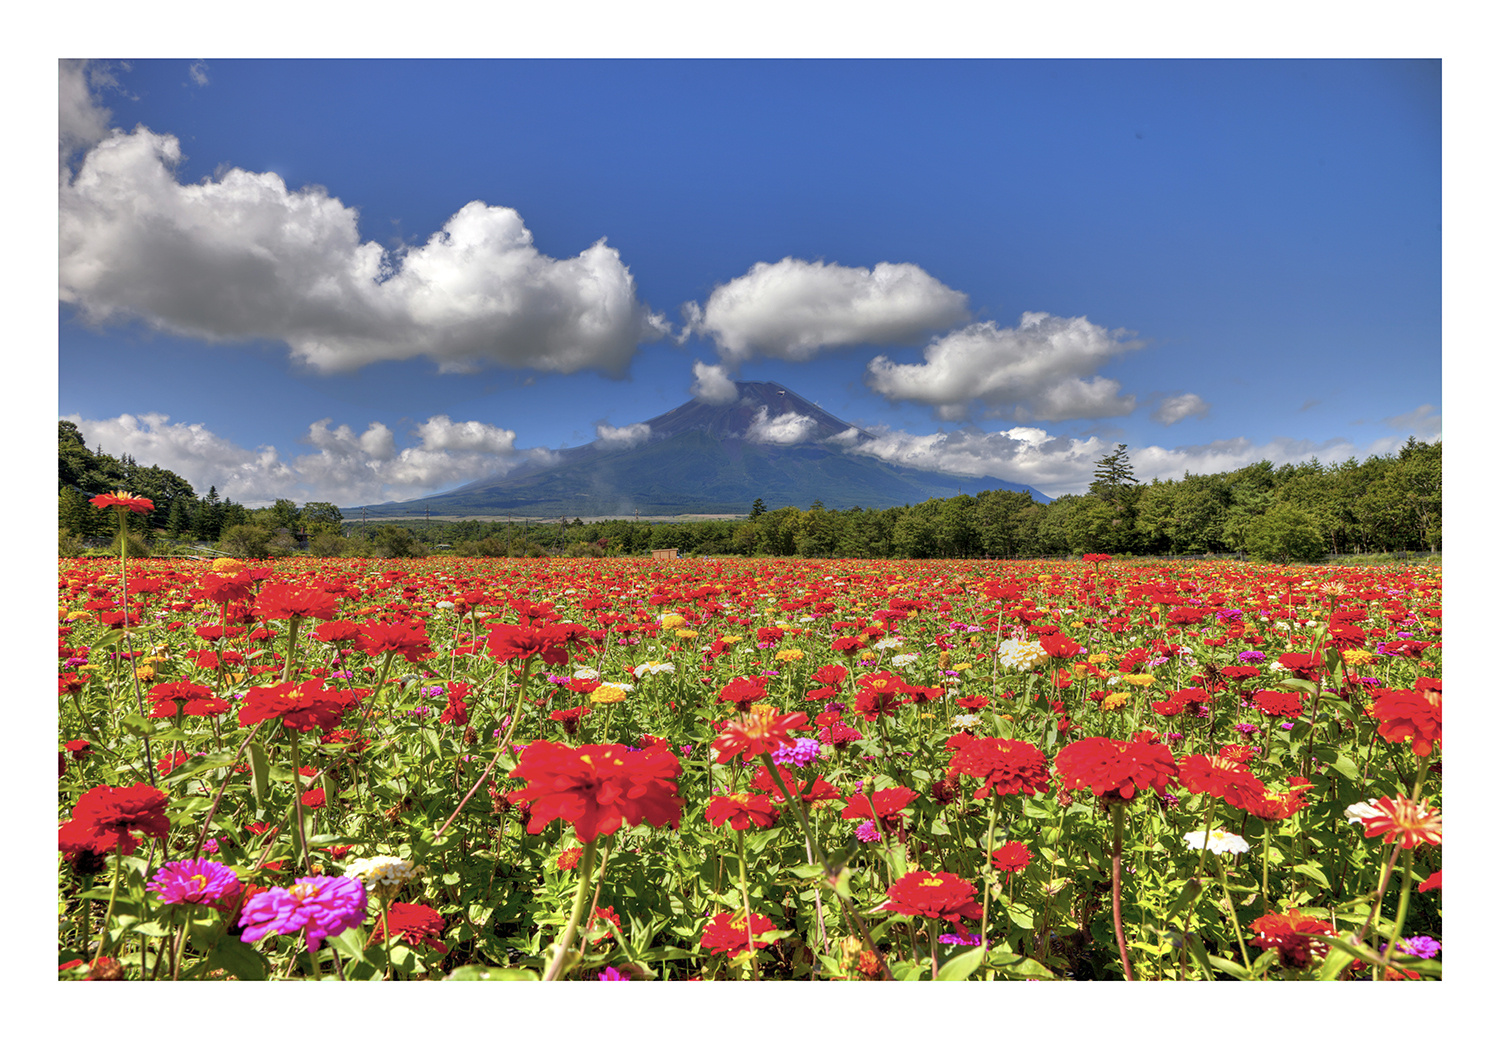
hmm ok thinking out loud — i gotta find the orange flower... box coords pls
[711,710,809,764]
[90,491,154,513]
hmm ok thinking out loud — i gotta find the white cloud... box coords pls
[686,257,969,364]
[746,406,819,445]
[64,411,540,507]
[595,421,652,449]
[59,125,668,376]
[1382,403,1442,440]
[689,360,739,404]
[1151,392,1210,425]
[189,61,209,86]
[59,59,118,166]
[843,425,1399,499]
[865,312,1142,421]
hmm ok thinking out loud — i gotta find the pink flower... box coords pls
[238,875,368,952]
[147,858,242,906]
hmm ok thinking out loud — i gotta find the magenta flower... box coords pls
[597,966,631,980]
[238,875,369,951]
[147,858,242,906]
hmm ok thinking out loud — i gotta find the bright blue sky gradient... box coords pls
[58,58,1441,508]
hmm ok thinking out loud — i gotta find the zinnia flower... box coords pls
[991,841,1032,873]
[1177,753,1267,811]
[1054,736,1178,802]
[146,857,242,906]
[345,855,419,893]
[880,871,983,935]
[711,710,809,764]
[58,783,170,859]
[701,911,778,955]
[945,737,1051,799]
[1182,829,1251,855]
[238,679,355,732]
[1368,687,1441,757]
[370,902,448,953]
[238,875,369,952]
[1249,909,1337,969]
[146,681,231,718]
[705,792,780,830]
[508,740,683,844]
[1359,794,1442,849]
[90,491,154,513]
[254,584,340,621]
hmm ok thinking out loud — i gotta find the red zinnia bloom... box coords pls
[853,672,908,720]
[354,621,433,663]
[1054,736,1178,802]
[194,573,257,605]
[556,847,583,870]
[1369,687,1441,757]
[1250,909,1337,969]
[880,871,983,934]
[59,783,170,859]
[711,710,809,764]
[439,682,474,725]
[1252,689,1304,719]
[146,681,231,719]
[1039,634,1083,660]
[1245,777,1314,821]
[992,841,1032,873]
[705,792,780,830]
[1178,754,1267,811]
[255,584,340,621]
[945,737,1051,799]
[841,785,918,829]
[812,664,848,686]
[1276,653,1323,680]
[1359,795,1442,849]
[1418,870,1442,893]
[717,676,769,710]
[371,902,448,953]
[90,491,154,513]
[486,623,571,666]
[955,694,990,711]
[750,764,841,804]
[238,679,354,732]
[310,620,362,643]
[701,911,778,955]
[507,741,683,844]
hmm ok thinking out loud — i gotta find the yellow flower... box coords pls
[718,635,743,645]
[1123,673,1156,688]
[748,703,777,717]
[859,650,878,663]
[590,685,629,705]
[674,629,699,641]
[659,613,687,630]
[775,649,804,662]
[1342,649,1376,667]
[211,557,243,573]
[67,610,90,621]
[1101,691,1132,711]
[953,662,972,672]
[1088,653,1113,665]
[135,665,156,681]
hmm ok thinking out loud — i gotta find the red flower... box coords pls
[991,841,1032,873]
[90,491,154,513]
[701,911,778,955]
[750,764,841,804]
[1177,754,1267,811]
[1039,634,1083,660]
[1054,736,1178,802]
[238,679,355,732]
[812,664,848,686]
[880,871,983,933]
[59,783,170,859]
[439,682,474,725]
[841,785,918,829]
[1252,689,1304,719]
[1244,777,1313,821]
[371,902,448,953]
[955,694,990,711]
[1276,653,1323,680]
[852,672,908,720]
[255,584,340,621]
[711,710,809,764]
[1250,909,1337,969]
[945,737,1051,799]
[355,621,433,663]
[717,676,769,711]
[507,741,683,844]
[146,681,231,718]
[1359,795,1442,849]
[1368,687,1441,757]
[1418,870,1442,893]
[705,792,780,830]
[310,620,362,643]
[556,847,583,870]
[194,573,257,605]
[486,623,571,666]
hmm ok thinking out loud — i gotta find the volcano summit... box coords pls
[357,382,1049,519]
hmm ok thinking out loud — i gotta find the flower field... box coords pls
[56,548,1441,981]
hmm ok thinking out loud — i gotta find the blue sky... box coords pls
[58,56,1442,509]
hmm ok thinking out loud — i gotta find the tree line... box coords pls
[59,420,1440,563]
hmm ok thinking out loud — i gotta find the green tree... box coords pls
[1244,503,1326,563]
[268,499,302,531]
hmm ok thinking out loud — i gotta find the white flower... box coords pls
[1182,830,1250,856]
[873,637,904,651]
[891,653,920,667]
[572,667,601,682]
[996,638,1049,672]
[951,713,982,731]
[435,600,454,610]
[345,855,419,891]
[632,661,675,678]
[1344,799,1383,825]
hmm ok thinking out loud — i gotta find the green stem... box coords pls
[1109,801,1135,981]
[1379,846,1418,979]
[288,736,313,875]
[978,794,999,950]
[733,828,760,981]
[542,840,597,981]
[1212,855,1252,968]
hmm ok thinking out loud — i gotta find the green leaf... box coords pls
[206,933,267,980]
[247,740,270,803]
[936,945,985,980]
[119,713,153,737]
[1006,902,1034,929]
[1292,861,1331,887]
[445,965,541,980]
[166,749,243,783]
[1206,953,1251,980]
[325,926,370,965]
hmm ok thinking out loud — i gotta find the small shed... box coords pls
[650,548,680,560]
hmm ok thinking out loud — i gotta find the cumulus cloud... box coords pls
[64,411,541,507]
[595,421,652,449]
[59,123,668,376]
[59,59,119,165]
[865,312,1142,422]
[689,360,739,404]
[1382,403,1442,440]
[843,425,1391,499]
[1151,393,1210,425]
[746,406,819,445]
[685,257,969,364]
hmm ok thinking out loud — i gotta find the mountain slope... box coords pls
[358,382,1049,517]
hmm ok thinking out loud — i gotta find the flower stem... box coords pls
[1109,801,1135,981]
[978,794,999,950]
[733,828,760,981]
[1212,855,1252,967]
[542,840,597,981]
